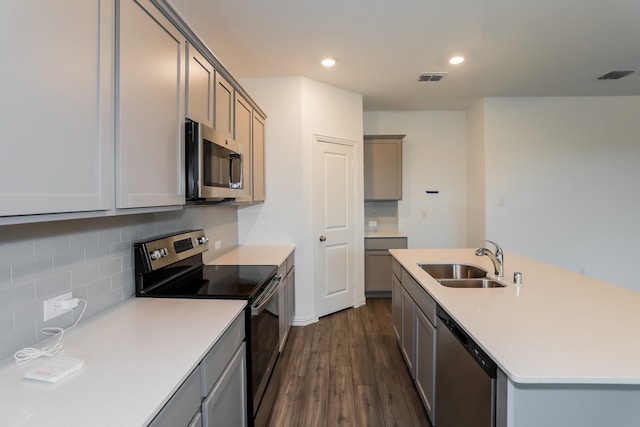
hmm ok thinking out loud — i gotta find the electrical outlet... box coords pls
[214,240,222,250]
[43,292,73,322]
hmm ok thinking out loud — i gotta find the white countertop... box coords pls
[390,248,640,385]
[209,245,295,266]
[0,298,246,427]
[365,230,407,238]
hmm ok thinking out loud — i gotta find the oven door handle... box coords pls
[251,275,282,316]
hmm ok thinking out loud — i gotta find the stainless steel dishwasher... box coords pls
[435,306,497,427]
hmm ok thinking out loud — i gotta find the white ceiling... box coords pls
[169,0,640,111]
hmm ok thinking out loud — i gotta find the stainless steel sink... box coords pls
[420,263,487,279]
[437,278,506,288]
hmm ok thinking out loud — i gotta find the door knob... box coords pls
[319,236,327,242]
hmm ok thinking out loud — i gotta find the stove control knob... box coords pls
[196,236,209,245]
[150,248,167,260]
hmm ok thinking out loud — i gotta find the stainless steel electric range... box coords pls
[134,230,283,427]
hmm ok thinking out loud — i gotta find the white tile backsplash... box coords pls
[0,205,239,360]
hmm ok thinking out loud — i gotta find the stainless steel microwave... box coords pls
[185,120,243,201]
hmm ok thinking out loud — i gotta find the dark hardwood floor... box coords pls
[269,298,432,427]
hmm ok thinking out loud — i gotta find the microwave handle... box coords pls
[230,153,242,188]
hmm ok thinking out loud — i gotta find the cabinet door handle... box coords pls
[319,236,327,242]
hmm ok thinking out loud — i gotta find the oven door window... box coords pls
[203,140,234,188]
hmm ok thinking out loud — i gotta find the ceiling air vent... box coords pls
[597,70,634,80]
[418,72,447,82]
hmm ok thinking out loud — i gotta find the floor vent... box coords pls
[597,70,634,80]
[418,72,447,82]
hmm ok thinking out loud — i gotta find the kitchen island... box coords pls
[390,248,640,427]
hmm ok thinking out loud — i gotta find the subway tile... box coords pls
[0,265,10,289]
[121,223,145,241]
[35,272,72,300]
[99,258,122,278]
[72,264,100,287]
[0,322,37,361]
[0,240,33,265]
[87,277,111,298]
[122,282,134,299]
[111,270,132,290]
[0,283,35,308]
[54,250,85,273]
[85,244,110,261]
[97,228,122,246]
[13,300,41,327]
[99,288,124,311]
[34,234,70,260]
[122,254,133,271]
[69,230,98,251]
[0,306,13,334]
[111,240,132,257]
[12,258,53,286]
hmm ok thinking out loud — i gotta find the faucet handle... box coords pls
[485,240,503,258]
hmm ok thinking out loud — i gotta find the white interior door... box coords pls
[314,135,357,318]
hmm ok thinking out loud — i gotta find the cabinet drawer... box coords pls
[402,269,436,326]
[365,237,407,250]
[148,368,200,427]
[200,311,245,397]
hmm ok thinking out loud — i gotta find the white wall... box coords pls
[481,96,640,291]
[363,111,468,248]
[238,76,364,324]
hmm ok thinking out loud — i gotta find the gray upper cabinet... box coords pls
[364,135,404,200]
[214,72,234,138]
[0,0,267,223]
[0,0,114,217]
[234,94,253,202]
[251,114,266,202]
[116,0,186,209]
[186,43,215,128]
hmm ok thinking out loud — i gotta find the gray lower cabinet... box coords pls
[279,252,296,352]
[415,306,436,421]
[202,343,247,427]
[149,311,246,427]
[365,237,407,294]
[148,368,201,427]
[392,261,437,425]
[391,268,402,342]
[401,286,416,377]
[200,313,247,427]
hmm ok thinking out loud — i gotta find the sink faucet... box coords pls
[475,240,504,277]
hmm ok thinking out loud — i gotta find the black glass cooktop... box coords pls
[145,264,278,301]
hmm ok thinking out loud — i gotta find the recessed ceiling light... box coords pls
[449,56,464,65]
[321,58,336,67]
